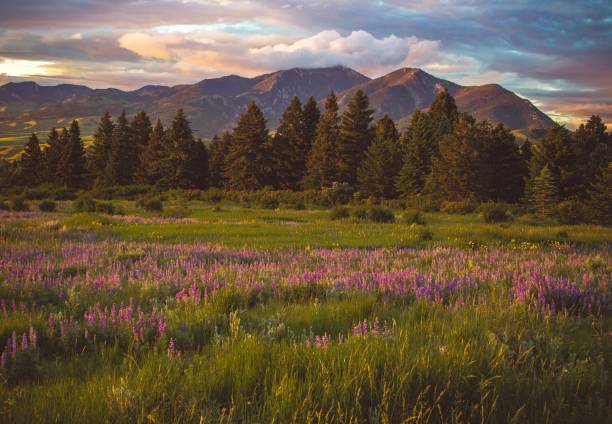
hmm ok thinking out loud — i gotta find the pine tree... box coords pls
[574,115,610,195]
[480,122,525,202]
[373,114,399,144]
[304,92,341,189]
[357,115,401,199]
[531,165,559,216]
[167,109,205,189]
[395,110,433,197]
[89,112,114,185]
[130,111,152,177]
[58,120,86,189]
[43,128,64,184]
[528,123,579,201]
[428,88,459,146]
[224,102,273,190]
[136,119,170,187]
[302,96,321,152]
[208,132,232,188]
[586,162,612,225]
[19,133,44,186]
[105,111,133,186]
[337,90,374,186]
[274,96,307,189]
[430,114,483,200]
[190,139,209,189]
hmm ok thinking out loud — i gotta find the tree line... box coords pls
[6,89,611,223]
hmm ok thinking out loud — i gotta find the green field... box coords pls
[0,202,610,423]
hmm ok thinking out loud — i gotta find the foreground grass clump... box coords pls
[0,210,610,423]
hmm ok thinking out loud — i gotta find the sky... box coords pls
[0,0,610,127]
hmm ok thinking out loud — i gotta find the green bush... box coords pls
[24,188,50,200]
[351,207,368,220]
[555,199,587,225]
[330,206,350,220]
[74,195,98,213]
[137,197,164,212]
[482,203,511,223]
[11,196,29,212]
[260,197,279,209]
[368,206,395,223]
[418,227,434,241]
[0,200,9,211]
[53,189,76,201]
[95,201,116,215]
[39,200,57,212]
[287,198,305,210]
[403,210,426,225]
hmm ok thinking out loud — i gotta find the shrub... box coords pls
[368,206,395,223]
[11,196,29,211]
[24,188,50,200]
[482,203,511,223]
[418,227,434,241]
[288,198,306,210]
[137,197,163,212]
[322,182,353,206]
[440,199,477,214]
[351,207,368,220]
[0,200,9,211]
[74,195,98,213]
[95,201,115,215]
[39,200,57,212]
[555,199,587,225]
[330,206,350,220]
[260,197,279,209]
[53,189,76,201]
[403,210,426,225]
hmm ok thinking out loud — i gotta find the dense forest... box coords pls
[1,89,610,224]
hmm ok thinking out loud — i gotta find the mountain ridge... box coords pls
[0,66,554,140]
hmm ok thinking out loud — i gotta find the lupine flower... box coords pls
[168,337,175,357]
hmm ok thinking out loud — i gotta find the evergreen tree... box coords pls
[105,111,133,186]
[528,124,579,201]
[58,120,86,189]
[19,133,44,186]
[167,109,205,189]
[531,165,559,216]
[130,111,152,176]
[43,128,63,183]
[224,102,273,190]
[586,162,612,225]
[208,132,232,188]
[430,114,483,200]
[574,115,610,194]
[190,139,209,189]
[337,90,374,186]
[136,119,170,187]
[428,88,459,145]
[304,92,341,189]
[274,96,307,189]
[480,123,525,202]
[302,96,321,151]
[89,112,114,185]
[395,110,433,197]
[357,115,401,199]
[373,114,399,144]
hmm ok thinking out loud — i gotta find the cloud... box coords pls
[0,0,609,126]
[248,30,441,74]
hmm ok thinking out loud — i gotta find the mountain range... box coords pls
[0,66,554,141]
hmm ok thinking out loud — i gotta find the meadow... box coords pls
[0,201,610,423]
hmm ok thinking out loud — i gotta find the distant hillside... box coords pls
[0,66,553,145]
